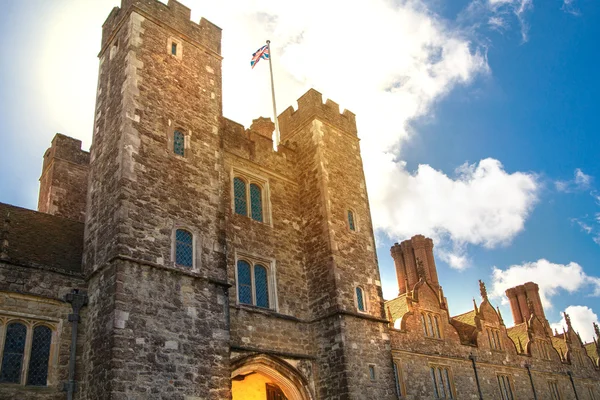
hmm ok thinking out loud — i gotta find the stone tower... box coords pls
[278,90,397,399]
[83,1,230,398]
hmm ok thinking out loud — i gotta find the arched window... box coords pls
[237,260,252,305]
[254,264,269,308]
[26,326,52,386]
[427,314,434,338]
[250,184,263,222]
[421,314,428,336]
[495,330,502,350]
[0,322,27,383]
[236,259,272,309]
[434,316,441,338]
[347,210,356,231]
[356,287,365,312]
[233,178,247,216]
[175,229,193,267]
[173,130,185,156]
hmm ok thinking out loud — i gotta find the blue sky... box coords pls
[0,0,599,341]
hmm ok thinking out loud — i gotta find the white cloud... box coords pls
[562,0,580,16]
[490,259,600,309]
[370,158,539,269]
[488,0,533,42]
[555,168,592,192]
[551,305,598,343]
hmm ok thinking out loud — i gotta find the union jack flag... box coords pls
[250,45,269,69]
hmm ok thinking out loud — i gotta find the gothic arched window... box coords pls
[236,259,272,309]
[26,326,52,386]
[173,129,185,157]
[0,322,27,384]
[233,177,248,216]
[250,184,263,222]
[175,229,193,268]
[348,210,356,231]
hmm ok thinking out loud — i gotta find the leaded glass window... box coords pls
[236,259,273,309]
[430,366,453,399]
[355,287,365,312]
[234,178,247,216]
[348,210,355,231]
[237,260,252,305]
[171,42,177,55]
[26,326,52,386]
[549,381,561,400]
[250,184,263,222]
[427,315,434,338]
[393,363,403,398]
[174,130,185,156]
[254,264,269,308]
[421,314,428,335]
[175,229,193,267]
[0,322,27,384]
[434,316,441,338]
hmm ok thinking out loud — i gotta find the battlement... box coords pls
[278,89,357,142]
[41,134,90,172]
[101,0,221,56]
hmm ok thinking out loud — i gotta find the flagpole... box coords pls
[266,40,281,150]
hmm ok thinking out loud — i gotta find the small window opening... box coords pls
[368,365,376,381]
[356,287,365,312]
[175,229,193,267]
[171,42,177,56]
[174,130,185,157]
[348,210,356,231]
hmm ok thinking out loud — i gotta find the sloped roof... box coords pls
[584,342,598,364]
[0,202,83,274]
[506,323,529,353]
[551,336,568,360]
[385,294,408,322]
[450,310,478,345]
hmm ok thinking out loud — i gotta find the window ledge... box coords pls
[232,304,301,322]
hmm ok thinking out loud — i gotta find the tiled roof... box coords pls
[385,294,408,322]
[584,342,598,364]
[551,336,568,359]
[0,202,83,274]
[450,310,478,345]
[506,323,529,353]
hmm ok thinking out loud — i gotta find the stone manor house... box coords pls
[1,0,600,399]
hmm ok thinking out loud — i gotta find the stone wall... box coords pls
[38,134,90,223]
[0,261,85,400]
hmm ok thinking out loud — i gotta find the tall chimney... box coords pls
[391,235,439,296]
[506,288,523,324]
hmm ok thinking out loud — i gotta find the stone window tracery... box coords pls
[232,173,269,224]
[497,374,514,400]
[0,318,55,387]
[487,327,503,350]
[548,380,561,400]
[430,365,454,399]
[236,257,275,310]
[422,312,442,339]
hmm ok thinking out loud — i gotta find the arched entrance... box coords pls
[231,354,313,400]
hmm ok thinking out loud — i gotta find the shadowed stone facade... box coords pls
[0,0,599,399]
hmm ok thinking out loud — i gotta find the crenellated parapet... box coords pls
[278,89,357,142]
[100,0,221,56]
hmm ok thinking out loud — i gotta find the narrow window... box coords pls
[589,387,596,400]
[234,178,247,216]
[356,287,365,312]
[427,314,434,338]
[444,368,454,399]
[368,365,376,381]
[237,260,252,305]
[348,210,356,231]
[434,316,441,338]
[421,314,428,336]
[393,363,402,398]
[498,375,514,400]
[175,229,193,267]
[430,368,440,398]
[250,183,263,222]
[171,42,177,55]
[0,322,27,383]
[495,330,502,350]
[437,367,446,398]
[174,130,185,156]
[26,326,52,386]
[254,264,269,308]
[549,381,561,400]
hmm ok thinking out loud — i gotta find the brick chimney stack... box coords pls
[505,281,547,325]
[391,235,439,295]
